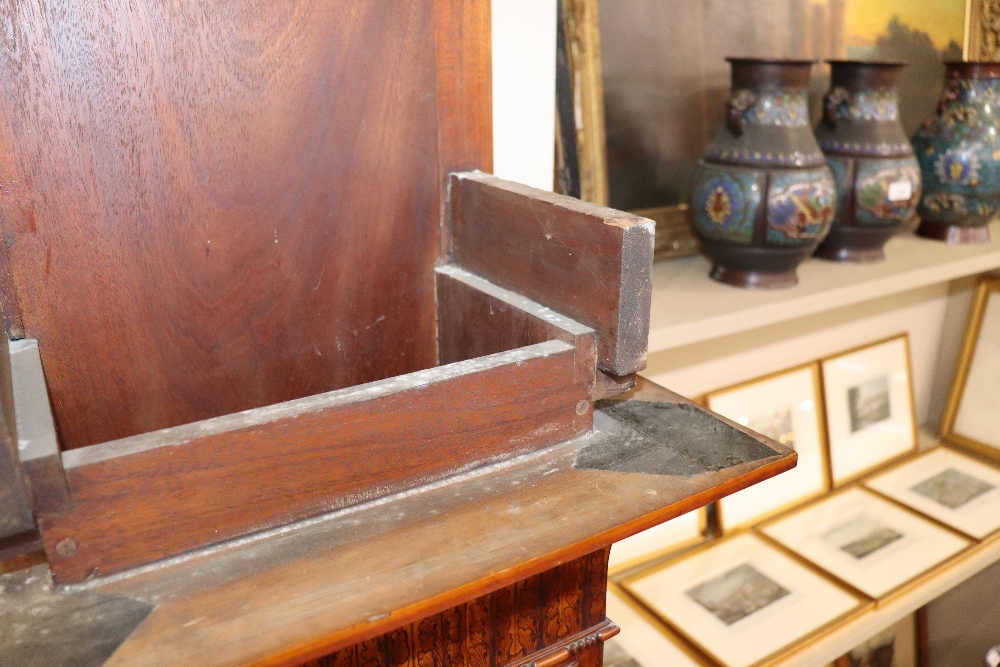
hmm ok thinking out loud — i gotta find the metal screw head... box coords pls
[575,400,589,415]
[54,538,77,559]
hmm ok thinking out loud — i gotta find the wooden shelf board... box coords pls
[2,387,794,667]
[649,222,1000,353]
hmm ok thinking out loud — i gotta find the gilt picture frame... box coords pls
[706,363,829,532]
[620,532,865,667]
[609,509,705,574]
[821,335,917,486]
[831,612,918,667]
[605,583,709,667]
[940,278,1000,461]
[866,445,1000,539]
[759,487,970,599]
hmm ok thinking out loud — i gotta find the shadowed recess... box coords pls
[0,565,153,667]
[574,401,778,476]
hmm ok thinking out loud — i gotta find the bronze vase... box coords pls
[814,60,921,262]
[689,58,835,289]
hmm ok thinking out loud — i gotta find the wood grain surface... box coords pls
[88,384,793,667]
[0,1,489,450]
[39,340,590,582]
[448,173,654,377]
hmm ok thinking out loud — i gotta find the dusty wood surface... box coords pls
[0,387,794,667]
[38,340,590,583]
[0,1,490,450]
[448,172,655,377]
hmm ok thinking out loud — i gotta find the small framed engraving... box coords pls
[821,335,917,485]
[760,488,970,599]
[866,446,1000,539]
[621,533,863,667]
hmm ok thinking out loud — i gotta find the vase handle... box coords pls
[823,87,849,129]
[725,90,756,137]
[937,73,960,116]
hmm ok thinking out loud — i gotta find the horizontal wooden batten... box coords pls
[447,172,655,377]
[27,340,590,583]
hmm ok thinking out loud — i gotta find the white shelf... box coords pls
[775,532,1000,666]
[648,221,1000,354]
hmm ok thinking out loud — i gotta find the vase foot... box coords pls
[916,221,990,244]
[710,265,798,289]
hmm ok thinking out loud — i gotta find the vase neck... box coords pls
[831,88,899,122]
[948,76,1000,108]
[735,89,809,128]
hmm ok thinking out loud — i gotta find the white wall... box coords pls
[491,0,557,191]
[642,278,979,435]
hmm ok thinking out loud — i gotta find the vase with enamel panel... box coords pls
[911,61,1000,243]
[689,58,835,289]
[814,61,920,262]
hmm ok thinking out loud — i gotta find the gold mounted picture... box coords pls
[609,510,704,574]
[941,278,1000,460]
[706,363,829,531]
[620,532,864,667]
[866,446,1000,539]
[820,335,917,486]
[759,487,970,599]
[605,583,708,667]
[831,612,919,667]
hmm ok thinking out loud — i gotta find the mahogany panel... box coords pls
[448,172,655,377]
[40,341,590,582]
[0,1,490,450]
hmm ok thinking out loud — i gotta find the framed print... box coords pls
[609,509,704,573]
[832,613,918,667]
[941,279,1000,461]
[606,584,708,667]
[621,532,864,667]
[760,487,970,599]
[821,335,917,485]
[707,363,829,531]
[865,446,1000,539]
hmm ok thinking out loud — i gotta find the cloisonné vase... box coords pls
[814,61,921,262]
[689,59,835,289]
[911,61,1000,243]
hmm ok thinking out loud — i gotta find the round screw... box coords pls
[54,538,77,559]
[575,400,589,415]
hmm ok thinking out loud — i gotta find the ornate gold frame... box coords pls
[966,0,1000,60]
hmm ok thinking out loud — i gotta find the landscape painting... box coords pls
[686,563,790,625]
[822,514,904,560]
[911,468,996,510]
[848,375,892,433]
[599,0,967,211]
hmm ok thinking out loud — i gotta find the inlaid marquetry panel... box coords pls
[299,549,611,667]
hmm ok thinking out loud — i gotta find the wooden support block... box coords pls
[447,172,655,377]
[35,340,590,582]
[436,265,599,395]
